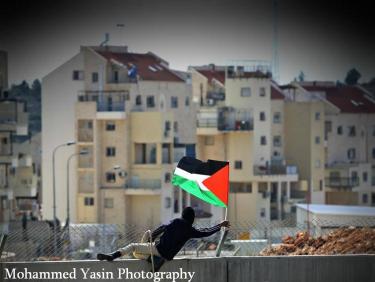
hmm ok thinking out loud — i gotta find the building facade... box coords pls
[191,64,307,223]
[43,46,196,226]
[283,81,375,206]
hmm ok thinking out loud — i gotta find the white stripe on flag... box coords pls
[173,167,211,191]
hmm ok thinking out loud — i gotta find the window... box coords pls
[104,198,114,208]
[113,71,119,82]
[259,87,266,97]
[165,121,171,131]
[260,208,266,218]
[92,72,98,83]
[315,112,320,120]
[185,96,190,107]
[260,112,266,121]
[86,121,93,129]
[240,87,251,97]
[244,184,252,193]
[315,160,321,168]
[325,121,332,132]
[234,161,242,169]
[273,136,282,147]
[273,112,281,123]
[348,126,356,137]
[337,126,343,135]
[106,147,116,157]
[136,95,142,106]
[363,172,368,182]
[173,121,178,133]
[372,148,375,159]
[147,96,155,108]
[260,136,267,145]
[135,143,157,164]
[72,70,84,80]
[315,136,320,144]
[319,180,323,191]
[165,173,171,183]
[106,172,116,183]
[204,136,214,146]
[84,197,94,206]
[171,97,178,108]
[106,122,115,131]
[372,125,375,137]
[362,194,368,204]
[347,148,356,160]
[1,137,7,144]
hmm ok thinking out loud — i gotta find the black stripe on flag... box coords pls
[177,156,228,175]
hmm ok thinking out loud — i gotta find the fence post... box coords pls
[0,233,7,255]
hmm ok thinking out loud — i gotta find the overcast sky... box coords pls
[1,0,374,85]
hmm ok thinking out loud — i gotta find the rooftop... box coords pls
[296,204,375,217]
[94,48,184,82]
[300,83,375,113]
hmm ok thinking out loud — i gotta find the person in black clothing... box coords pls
[97,207,230,270]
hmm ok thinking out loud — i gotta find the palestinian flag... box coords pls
[172,157,229,207]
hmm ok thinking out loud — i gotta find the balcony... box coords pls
[201,91,225,107]
[254,165,298,176]
[78,91,128,112]
[197,107,253,133]
[127,177,161,190]
[325,177,359,189]
[78,128,93,143]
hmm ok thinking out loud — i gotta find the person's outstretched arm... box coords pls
[150,224,166,241]
[191,221,230,238]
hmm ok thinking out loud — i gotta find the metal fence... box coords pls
[1,216,375,262]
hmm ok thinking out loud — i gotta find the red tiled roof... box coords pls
[96,51,184,82]
[303,85,375,113]
[271,85,285,100]
[196,69,225,84]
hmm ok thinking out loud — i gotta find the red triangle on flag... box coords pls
[202,164,229,206]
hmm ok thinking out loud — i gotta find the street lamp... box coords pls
[66,150,88,224]
[64,149,87,258]
[52,141,75,256]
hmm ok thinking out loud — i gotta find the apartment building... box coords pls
[191,64,307,223]
[43,45,195,226]
[0,94,40,224]
[283,81,375,206]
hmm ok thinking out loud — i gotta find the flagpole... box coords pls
[216,162,229,257]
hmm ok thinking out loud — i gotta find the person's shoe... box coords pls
[97,251,121,261]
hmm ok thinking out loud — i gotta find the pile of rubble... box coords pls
[260,227,375,256]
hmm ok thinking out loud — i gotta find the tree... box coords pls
[345,68,361,85]
[298,71,305,82]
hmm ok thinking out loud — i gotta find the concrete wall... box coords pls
[1,256,374,282]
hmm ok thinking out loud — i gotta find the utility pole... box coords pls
[272,0,280,83]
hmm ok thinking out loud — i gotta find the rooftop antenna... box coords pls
[100,33,110,47]
[272,0,280,82]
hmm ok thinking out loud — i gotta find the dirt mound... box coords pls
[260,227,375,256]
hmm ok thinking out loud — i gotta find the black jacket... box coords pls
[151,218,221,261]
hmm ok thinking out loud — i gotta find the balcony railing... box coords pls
[197,118,217,128]
[197,107,253,131]
[254,165,298,176]
[127,178,161,189]
[325,177,359,189]
[78,91,128,112]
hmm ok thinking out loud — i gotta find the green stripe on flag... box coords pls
[172,174,227,207]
